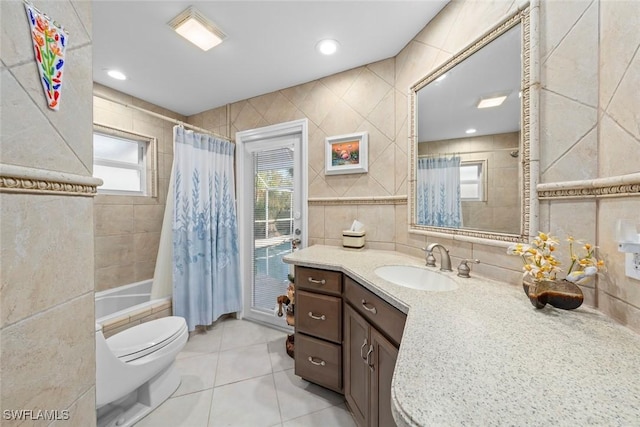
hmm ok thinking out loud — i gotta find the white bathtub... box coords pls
[95,279,172,337]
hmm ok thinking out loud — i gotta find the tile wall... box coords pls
[0,0,96,424]
[92,83,183,293]
[189,0,639,332]
[538,0,640,331]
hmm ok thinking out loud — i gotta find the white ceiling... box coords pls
[93,1,450,117]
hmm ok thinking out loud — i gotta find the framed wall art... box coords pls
[324,131,368,175]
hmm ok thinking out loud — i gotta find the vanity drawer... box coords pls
[296,266,342,296]
[294,333,342,393]
[296,290,342,344]
[344,277,406,347]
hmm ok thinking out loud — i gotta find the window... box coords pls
[93,125,157,196]
[460,161,486,201]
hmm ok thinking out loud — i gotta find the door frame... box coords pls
[236,118,308,322]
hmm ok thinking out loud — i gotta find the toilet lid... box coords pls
[107,316,187,362]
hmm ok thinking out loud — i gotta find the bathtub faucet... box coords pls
[423,243,453,272]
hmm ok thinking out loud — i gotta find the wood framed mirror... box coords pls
[408,5,537,244]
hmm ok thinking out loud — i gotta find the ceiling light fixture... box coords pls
[107,70,126,80]
[168,6,226,51]
[477,95,508,109]
[316,39,339,55]
[465,128,477,134]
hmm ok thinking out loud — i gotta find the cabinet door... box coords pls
[370,327,399,427]
[344,304,370,427]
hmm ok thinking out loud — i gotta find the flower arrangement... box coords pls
[507,232,606,284]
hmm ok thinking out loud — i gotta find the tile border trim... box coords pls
[0,164,102,197]
[537,173,640,200]
[308,195,407,206]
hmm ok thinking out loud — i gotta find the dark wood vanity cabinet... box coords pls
[344,277,406,427]
[293,267,406,426]
[294,266,343,393]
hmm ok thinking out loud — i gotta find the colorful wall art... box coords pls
[24,3,68,110]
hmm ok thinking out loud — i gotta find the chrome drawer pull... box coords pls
[308,277,326,285]
[308,356,326,367]
[308,312,326,321]
[361,299,377,314]
[360,339,368,360]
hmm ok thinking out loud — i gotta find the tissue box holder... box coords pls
[343,230,366,249]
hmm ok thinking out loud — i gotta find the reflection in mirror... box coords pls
[409,7,533,243]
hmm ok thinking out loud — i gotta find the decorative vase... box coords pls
[522,279,584,310]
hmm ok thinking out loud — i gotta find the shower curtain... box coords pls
[172,126,241,331]
[416,155,463,228]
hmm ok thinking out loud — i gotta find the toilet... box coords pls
[96,316,188,427]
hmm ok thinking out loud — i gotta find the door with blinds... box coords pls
[236,120,308,329]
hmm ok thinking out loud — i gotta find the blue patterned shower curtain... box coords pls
[416,156,463,228]
[172,126,241,331]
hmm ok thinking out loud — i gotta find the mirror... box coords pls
[409,7,534,243]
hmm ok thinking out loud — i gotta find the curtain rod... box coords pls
[93,93,234,143]
[418,147,519,158]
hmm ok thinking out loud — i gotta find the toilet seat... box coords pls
[106,316,187,363]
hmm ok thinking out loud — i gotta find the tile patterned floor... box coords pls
[135,317,356,427]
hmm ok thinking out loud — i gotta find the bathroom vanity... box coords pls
[293,265,407,427]
[284,245,640,427]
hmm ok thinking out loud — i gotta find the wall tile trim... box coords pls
[308,195,407,206]
[0,164,102,197]
[538,173,640,200]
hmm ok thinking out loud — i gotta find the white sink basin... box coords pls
[374,265,458,292]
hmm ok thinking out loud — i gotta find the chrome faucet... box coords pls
[423,243,453,272]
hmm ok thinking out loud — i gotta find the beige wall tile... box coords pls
[95,204,134,236]
[0,0,90,68]
[324,205,358,241]
[134,204,165,233]
[540,0,592,62]
[542,1,598,107]
[1,194,94,327]
[134,232,161,263]
[356,205,396,243]
[343,68,393,118]
[1,69,89,175]
[606,51,640,142]
[1,293,95,419]
[135,261,156,282]
[597,198,640,310]
[542,129,598,182]
[318,100,364,137]
[597,290,640,334]
[95,264,136,292]
[320,67,362,98]
[308,205,325,239]
[539,90,597,179]
[50,387,96,427]
[599,0,640,108]
[368,144,396,195]
[13,46,95,171]
[95,234,135,269]
[598,115,640,177]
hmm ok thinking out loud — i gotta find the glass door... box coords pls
[236,120,307,329]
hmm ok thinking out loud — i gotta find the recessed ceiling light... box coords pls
[168,6,226,51]
[107,70,126,80]
[477,95,508,109]
[465,128,477,134]
[316,39,339,55]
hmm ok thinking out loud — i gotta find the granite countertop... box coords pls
[283,245,640,426]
